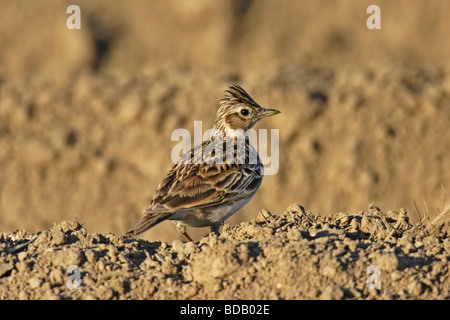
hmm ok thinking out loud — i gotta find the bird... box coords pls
[123,84,280,241]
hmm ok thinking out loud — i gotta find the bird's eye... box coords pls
[240,109,249,116]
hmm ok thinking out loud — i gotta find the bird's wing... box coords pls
[145,141,263,214]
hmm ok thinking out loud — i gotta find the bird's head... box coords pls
[213,84,280,137]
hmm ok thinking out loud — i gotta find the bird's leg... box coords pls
[176,223,193,242]
[210,223,222,235]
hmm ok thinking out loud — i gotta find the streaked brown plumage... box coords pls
[123,84,280,241]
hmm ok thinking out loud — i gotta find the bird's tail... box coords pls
[122,212,172,240]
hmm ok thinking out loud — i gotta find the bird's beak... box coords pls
[260,108,281,118]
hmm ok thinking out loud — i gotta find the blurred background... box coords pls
[0,0,449,242]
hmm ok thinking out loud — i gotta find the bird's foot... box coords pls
[176,223,194,242]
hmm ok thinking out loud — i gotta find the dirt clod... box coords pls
[1,204,449,300]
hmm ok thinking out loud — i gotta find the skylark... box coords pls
[123,84,280,241]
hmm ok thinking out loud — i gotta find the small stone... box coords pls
[45,293,61,300]
[85,250,97,263]
[0,262,13,277]
[332,248,346,257]
[430,262,444,278]
[184,284,199,297]
[50,268,65,284]
[17,252,27,261]
[338,214,351,225]
[159,242,168,249]
[287,228,302,241]
[407,281,424,296]
[257,209,277,225]
[29,277,42,289]
[287,203,305,214]
[52,248,84,267]
[99,287,115,300]
[16,261,29,272]
[34,231,51,246]
[51,230,66,245]
[443,239,450,255]
[403,243,416,254]
[319,285,344,300]
[18,291,29,300]
[244,225,273,237]
[350,218,360,231]
[108,247,118,263]
[171,240,185,253]
[184,241,195,254]
[67,248,84,266]
[322,265,336,278]
[309,229,318,238]
[343,239,357,252]
[373,252,404,272]
[82,293,98,300]
[415,241,424,249]
[391,271,402,281]
[59,221,82,233]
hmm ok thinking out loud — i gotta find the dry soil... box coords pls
[1,203,449,299]
[1,1,450,300]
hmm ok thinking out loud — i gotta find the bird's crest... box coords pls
[219,84,261,109]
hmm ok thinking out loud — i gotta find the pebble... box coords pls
[85,250,96,263]
[18,291,29,300]
[373,252,402,272]
[49,268,65,284]
[244,225,273,237]
[51,230,66,245]
[171,240,184,252]
[443,239,450,254]
[391,271,402,281]
[332,248,346,257]
[319,285,344,300]
[343,238,357,252]
[286,228,302,241]
[322,265,336,278]
[407,281,424,296]
[18,252,27,261]
[29,277,42,289]
[0,262,13,277]
[286,203,305,214]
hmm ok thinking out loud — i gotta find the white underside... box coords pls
[169,194,256,228]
